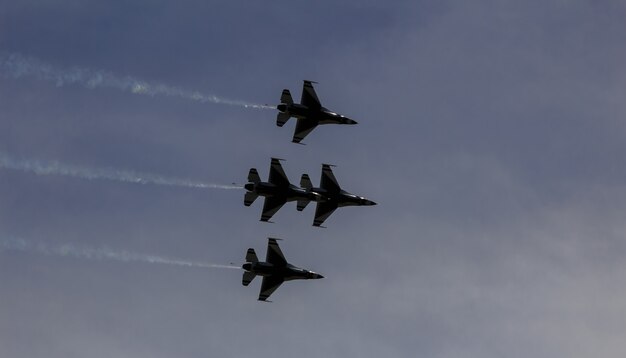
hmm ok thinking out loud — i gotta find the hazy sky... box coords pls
[1,1,626,357]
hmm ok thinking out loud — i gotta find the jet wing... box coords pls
[292,118,318,144]
[320,164,341,193]
[268,158,290,187]
[258,276,284,301]
[313,201,338,227]
[301,80,321,109]
[266,238,287,266]
[260,196,286,222]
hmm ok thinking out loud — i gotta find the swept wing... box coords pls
[301,80,321,109]
[313,201,338,227]
[292,119,318,144]
[261,196,286,222]
[258,276,284,301]
[266,238,287,266]
[320,164,341,193]
[268,158,290,187]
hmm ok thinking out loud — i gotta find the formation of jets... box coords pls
[244,158,376,226]
[240,81,375,301]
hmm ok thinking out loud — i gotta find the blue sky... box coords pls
[1,1,626,357]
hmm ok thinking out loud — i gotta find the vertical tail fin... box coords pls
[242,271,256,286]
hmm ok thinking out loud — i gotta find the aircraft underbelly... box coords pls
[256,187,288,198]
[319,117,342,125]
[337,200,358,207]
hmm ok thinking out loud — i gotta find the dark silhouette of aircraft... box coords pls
[301,164,376,227]
[244,157,323,222]
[242,238,324,301]
[276,80,357,144]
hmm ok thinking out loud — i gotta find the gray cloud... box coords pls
[1,0,625,357]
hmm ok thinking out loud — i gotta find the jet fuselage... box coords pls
[245,182,321,202]
[278,103,357,125]
[309,188,377,208]
[242,262,323,281]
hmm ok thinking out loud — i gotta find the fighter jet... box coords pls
[244,157,323,222]
[276,80,358,144]
[300,164,377,227]
[242,238,324,301]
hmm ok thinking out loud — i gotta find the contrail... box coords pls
[1,238,241,270]
[0,151,241,190]
[0,52,274,110]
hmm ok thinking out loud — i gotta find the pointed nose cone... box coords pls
[345,118,358,125]
[316,274,324,279]
[364,199,377,206]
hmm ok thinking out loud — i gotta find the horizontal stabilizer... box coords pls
[246,248,258,263]
[244,192,258,206]
[277,112,291,127]
[280,89,293,105]
[297,199,309,212]
[248,168,261,183]
[242,271,256,286]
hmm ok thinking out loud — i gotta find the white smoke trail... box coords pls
[0,52,274,110]
[0,151,242,190]
[1,238,241,270]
